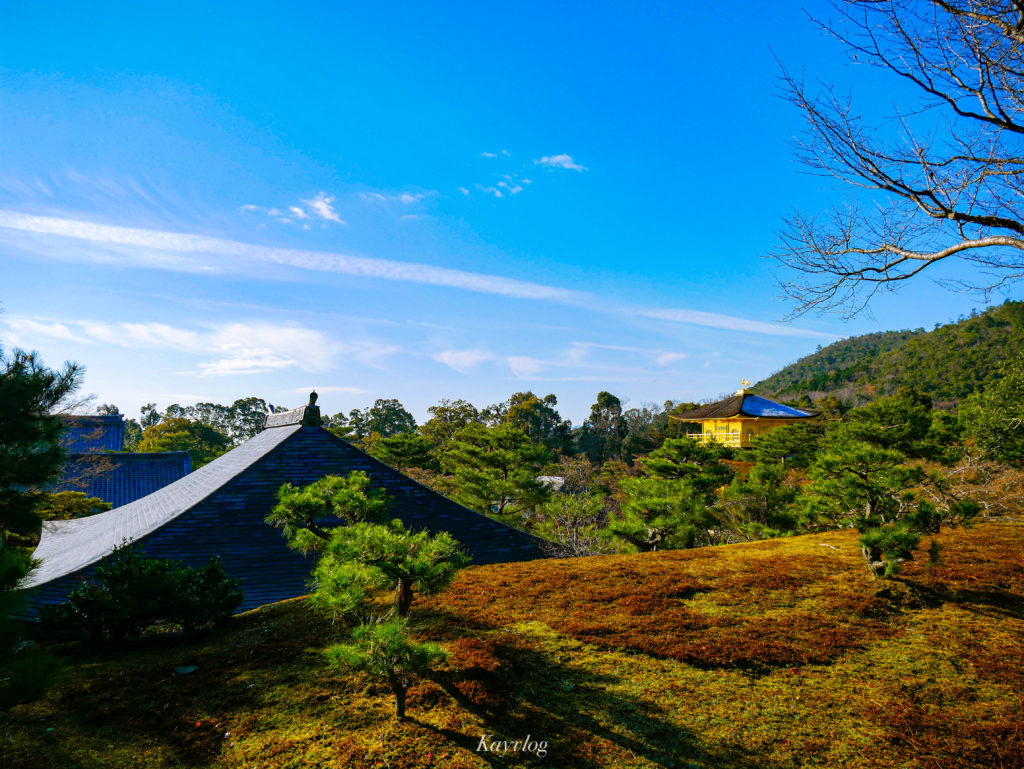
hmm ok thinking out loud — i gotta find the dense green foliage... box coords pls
[34,491,112,521]
[272,472,467,719]
[757,300,1024,407]
[136,417,231,469]
[0,348,82,546]
[0,347,79,709]
[267,472,389,553]
[960,355,1024,466]
[441,423,550,526]
[149,398,285,445]
[335,398,418,441]
[39,544,243,641]
[361,431,437,472]
[311,520,468,618]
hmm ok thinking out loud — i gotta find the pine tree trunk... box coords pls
[861,544,884,580]
[395,577,414,617]
[388,671,407,719]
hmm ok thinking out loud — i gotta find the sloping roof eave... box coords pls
[23,424,301,589]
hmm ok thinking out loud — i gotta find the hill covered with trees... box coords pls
[756,300,1024,408]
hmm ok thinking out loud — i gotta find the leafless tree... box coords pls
[774,0,1024,317]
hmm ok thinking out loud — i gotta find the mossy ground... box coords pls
[3,523,1022,768]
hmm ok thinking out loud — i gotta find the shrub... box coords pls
[39,544,242,642]
[1,547,61,710]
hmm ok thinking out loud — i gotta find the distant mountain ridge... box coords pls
[755,300,1024,408]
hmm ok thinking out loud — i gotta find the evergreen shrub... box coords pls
[39,544,242,641]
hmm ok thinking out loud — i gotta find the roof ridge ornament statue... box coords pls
[264,392,323,429]
[302,390,322,427]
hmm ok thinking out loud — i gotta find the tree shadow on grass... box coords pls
[424,638,776,769]
[4,607,338,768]
[894,578,1024,621]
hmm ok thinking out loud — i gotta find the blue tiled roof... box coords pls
[740,395,817,418]
[60,415,125,453]
[675,393,818,420]
[54,452,192,509]
[25,423,548,615]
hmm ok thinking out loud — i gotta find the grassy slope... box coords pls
[3,524,1023,769]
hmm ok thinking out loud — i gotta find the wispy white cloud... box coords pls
[0,210,834,339]
[302,192,344,224]
[656,352,688,366]
[477,173,529,198]
[361,191,432,205]
[0,210,580,302]
[507,356,544,377]
[535,154,586,171]
[567,342,690,367]
[242,191,344,226]
[240,203,296,224]
[0,314,399,377]
[632,307,831,339]
[433,348,493,374]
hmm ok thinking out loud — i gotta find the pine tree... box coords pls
[311,520,467,618]
[326,617,446,719]
[441,423,549,526]
[267,472,389,553]
[0,348,82,546]
[0,347,80,707]
[610,478,712,552]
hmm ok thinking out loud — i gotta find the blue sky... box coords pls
[0,2,1008,424]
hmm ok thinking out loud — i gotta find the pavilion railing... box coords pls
[685,432,743,447]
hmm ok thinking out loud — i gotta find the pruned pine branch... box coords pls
[773,1,1024,317]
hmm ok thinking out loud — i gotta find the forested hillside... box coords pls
[757,300,1024,408]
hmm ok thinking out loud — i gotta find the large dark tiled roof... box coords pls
[675,394,818,420]
[24,422,548,615]
[54,452,192,509]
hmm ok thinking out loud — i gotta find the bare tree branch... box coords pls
[772,0,1024,316]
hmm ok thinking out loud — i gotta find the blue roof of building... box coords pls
[674,393,818,420]
[739,395,817,418]
[54,452,192,509]
[60,415,125,453]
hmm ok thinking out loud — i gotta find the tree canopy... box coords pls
[136,417,230,469]
[0,348,83,546]
[441,423,550,526]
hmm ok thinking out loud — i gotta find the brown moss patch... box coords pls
[428,532,886,668]
[865,685,1024,769]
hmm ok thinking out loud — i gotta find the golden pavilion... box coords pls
[671,381,818,448]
